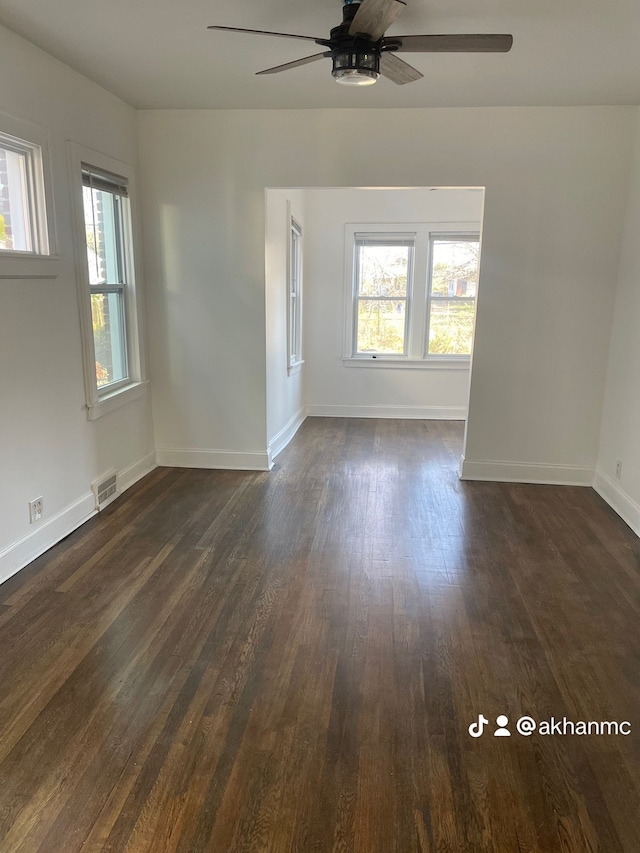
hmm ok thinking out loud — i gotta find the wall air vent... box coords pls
[92,470,118,510]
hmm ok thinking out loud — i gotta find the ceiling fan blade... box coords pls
[379,52,423,84]
[348,0,407,42]
[388,33,513,52]
[208,25,323,44]
[256,53,330,75]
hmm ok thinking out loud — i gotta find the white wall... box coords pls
[302,187,483,419]
[595,108,640,534]
[265,189,306,458]
[138,107,634,482]
[0,24,155,580]
[138,112,272,470]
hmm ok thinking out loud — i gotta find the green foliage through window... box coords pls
[428,238,479,356]
[355,240,411,354]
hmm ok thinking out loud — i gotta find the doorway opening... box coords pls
[265,186,486,467]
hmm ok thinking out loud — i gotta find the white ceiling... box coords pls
[1,0,639,110]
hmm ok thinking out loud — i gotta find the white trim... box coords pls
[86,380,149,420]
[306,404,466,420]
[155,448,271,471]
[67,142,147,420]
[268,409,307,465]
[0,450,158,586]
[342,357,470,370]
[0,493,96,587]
[0,256,60,279]
[593,469,640,538]
[119,451,157,492]
[459,457,594,486]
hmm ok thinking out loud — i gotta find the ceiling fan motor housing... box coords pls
[331,2,381,84]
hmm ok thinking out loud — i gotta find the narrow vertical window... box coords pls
[426,235,479,357]
[288,217,303,371]
[353,235,414,356]
[70,143,145,419]
[82,167,130,391]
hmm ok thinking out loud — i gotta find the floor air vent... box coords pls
[92,470,118,510]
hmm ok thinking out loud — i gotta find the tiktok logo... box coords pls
[468,714,489,738]
[468,714,512,737]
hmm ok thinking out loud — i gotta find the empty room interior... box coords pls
[1,0,640,850]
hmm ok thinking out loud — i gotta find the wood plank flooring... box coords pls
[0,418,639,852]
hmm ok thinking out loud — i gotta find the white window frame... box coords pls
[286,204,304,374]
[425,232,481,361]
[0,111,59,280]
[351,232,415,358]
[68,142,148,420]
[343,222,480,369]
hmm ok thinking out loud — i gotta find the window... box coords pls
[426,235,479,358]
[0,132,48,255]
[353,235,414,356]
[82,167,130,390]
[69,143,146,419]
[287,216,303,372]
[344,222,481,368]
[0,116,58,279]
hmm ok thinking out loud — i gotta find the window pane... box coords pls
[91,291,127,387]
[428,299,475,356]
[357,299,406,354]
[291,229,299,295]
[0,145,32,252]
[83,186,124,286]
[358,244,409,297]
[290,293,298,359]
[430,239,479,297]
[289,222,302,365]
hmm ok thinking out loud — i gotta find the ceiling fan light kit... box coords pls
[333,61,379,86]
[209,0,513,88]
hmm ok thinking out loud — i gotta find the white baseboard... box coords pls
[267,409,307,467]
[460,457,594,486]
[0,450,159,588]
[593,469,640,538]
[0,492,97,587]
[305,404,466,420]
[118,451,157,492]
[155,447,271,471]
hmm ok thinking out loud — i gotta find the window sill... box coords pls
[0,255,60,279]
[342,357,470,370]
[87,380,149,421]
[288,360,305,376]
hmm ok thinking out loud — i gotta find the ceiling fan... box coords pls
[209,0,513,88]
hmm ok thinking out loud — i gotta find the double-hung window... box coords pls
[344,223,480,366]
[426,234,479,358]
[353,234,414,356]
[70,143,146,419]
[82,166,130,391]
[288,217,303,371]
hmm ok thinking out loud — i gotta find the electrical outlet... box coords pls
[29,497,43,524]
[615,460,623,480]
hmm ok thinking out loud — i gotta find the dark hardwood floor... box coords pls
[0,418,639,852]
